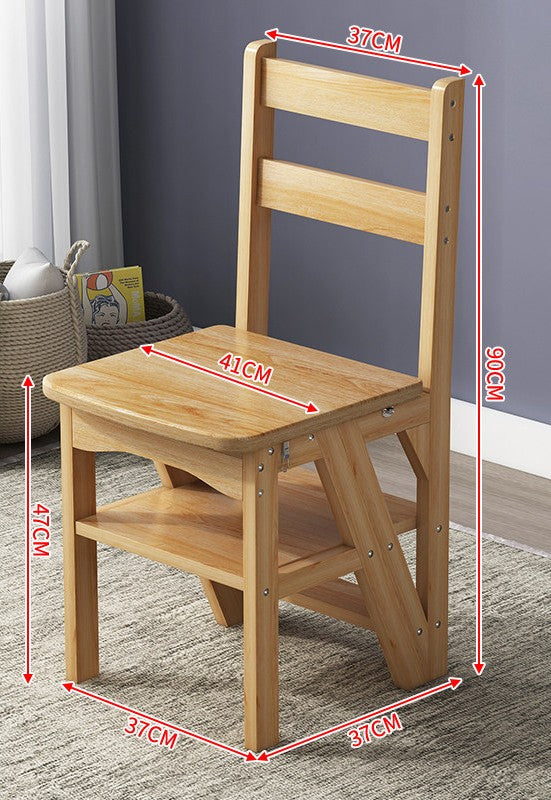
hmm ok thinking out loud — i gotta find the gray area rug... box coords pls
[1,450,550,799]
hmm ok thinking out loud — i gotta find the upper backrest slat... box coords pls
[262,58,432,140]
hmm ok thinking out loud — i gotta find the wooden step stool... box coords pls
[44,40,464,753]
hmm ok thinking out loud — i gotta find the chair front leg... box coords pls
[60,405,99,681]
[242,449,279,752]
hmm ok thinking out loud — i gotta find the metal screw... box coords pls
[443,237,449,245]
[258,463,264,472]
[436,524,443,533]
[382,407,395,418]
[257,489,264,497]
[445,205,450,213]
[368,550,374,558]
[263,588,269,596]
[267,447,274,455]
[449,133,455,141]
[450,99,456,107]
[308,434,315,441]
[416,628,423,636]
[387,542,393,551]
[435,620,442,629]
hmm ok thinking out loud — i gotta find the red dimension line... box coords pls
[22,375,34,684]
[473,75,486,677]
[141,345,319,414]
[62,682,254,760]
[264,677,462,760]
[265,29,471,75]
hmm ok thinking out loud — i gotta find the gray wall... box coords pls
[116,0,551,424]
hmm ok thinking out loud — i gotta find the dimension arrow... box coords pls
[140,345,319,414]
[473,74,486,677]
[61,682,256,761]
[22,374,34,684]
[265,28,472,76]
[262,676,462,760]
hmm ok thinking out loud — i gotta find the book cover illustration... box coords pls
[76,266,145,327]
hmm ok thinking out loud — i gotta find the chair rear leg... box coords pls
[413,422,449,678]
[60,406,99,681]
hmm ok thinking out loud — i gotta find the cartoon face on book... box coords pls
[77,267,145,327]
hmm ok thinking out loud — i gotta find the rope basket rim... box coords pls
[85,291,187,334]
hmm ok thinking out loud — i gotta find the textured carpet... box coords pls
[1,450,550,800]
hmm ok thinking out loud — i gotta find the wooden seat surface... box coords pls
[44,324,422,453]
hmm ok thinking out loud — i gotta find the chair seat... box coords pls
[43,325,422,453]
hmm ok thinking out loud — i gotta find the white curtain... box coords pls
[0,0,123,270]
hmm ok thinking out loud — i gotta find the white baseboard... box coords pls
[451,399,551,480]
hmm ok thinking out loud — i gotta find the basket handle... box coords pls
[63,240,90,278]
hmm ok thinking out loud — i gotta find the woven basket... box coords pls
[0,240,89,443]
[86,291,193,360]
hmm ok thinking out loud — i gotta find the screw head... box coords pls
[449,133,455,141]
[258,489,264,497]
[435,620,442,629]
[436,524,443,533]
[387,542,393,551]
[443,237,449,245]
[258,463,264,472]
[267,447,274,455]
[368,550,374,558]
[308,434,315,441]
[416,628,423,636]
[263,588,269,596]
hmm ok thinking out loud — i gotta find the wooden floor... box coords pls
[1,429,549,555]
[368,436,550,555]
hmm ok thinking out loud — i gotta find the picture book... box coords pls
[76,266,145,327]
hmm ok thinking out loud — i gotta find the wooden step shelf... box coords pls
[76,468,416,599]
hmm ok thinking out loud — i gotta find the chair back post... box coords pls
[418,77,465,428]
[235,40,276,334]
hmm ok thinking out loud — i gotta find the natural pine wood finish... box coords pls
[44,42,464,750]
[262,58,432,140]
[416,77,465,676]
[153,461,244,628]
[60,405,99,682]
[44,325,422,454]
[74,467,415,594]
[235,40,275,334]
[242,449,279,751]
[317,422,429,689]
[284,578,373,630]
[259,159,426,243]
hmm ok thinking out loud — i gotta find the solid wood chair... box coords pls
[44,40,464,753]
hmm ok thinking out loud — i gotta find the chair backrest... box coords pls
[235,40,464,410]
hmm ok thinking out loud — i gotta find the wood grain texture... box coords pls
[200,579,243,628]
[242,449,279,751]
[417,77,465,676]
[44,325,422,454]
[262,57,431,140]
[317,421,429,689]
[72,408,242,499]
[235,40,275,334]
[259,159,426,244]
[152,460,244,628]
[284,578,373,630]
[74,467,414,594]
[60,405,99,682]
